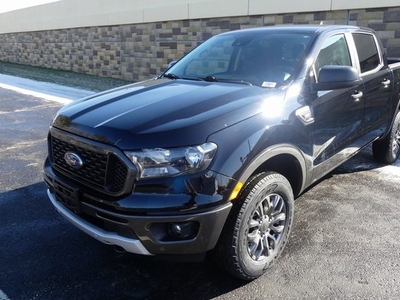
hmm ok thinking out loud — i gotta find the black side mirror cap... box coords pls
[312,65,362,91]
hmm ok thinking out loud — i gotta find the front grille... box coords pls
[50,134,129,195]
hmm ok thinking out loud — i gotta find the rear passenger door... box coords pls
[351,32,392,142]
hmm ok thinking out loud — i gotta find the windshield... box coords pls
[166,30,313,88]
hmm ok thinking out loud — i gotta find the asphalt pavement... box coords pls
[0,78,399,299]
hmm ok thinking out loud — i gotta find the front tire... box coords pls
[373,110,400,164]
[218,172,294,280]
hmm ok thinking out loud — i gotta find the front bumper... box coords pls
[44,165,233,256]
[47,189,152,255]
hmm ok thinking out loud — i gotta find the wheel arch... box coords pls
[236,144,307,198]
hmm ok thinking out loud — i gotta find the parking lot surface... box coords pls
[0,80,399,299]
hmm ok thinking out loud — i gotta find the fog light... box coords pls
[168,221,199,239]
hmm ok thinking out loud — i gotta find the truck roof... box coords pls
[219,24,363,35]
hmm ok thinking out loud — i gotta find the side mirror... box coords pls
[168,60,177,68]
[158,60,178,79]
[312,65,362,91]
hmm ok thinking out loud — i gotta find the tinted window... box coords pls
[315,34,351,76]
[353,33,380,73]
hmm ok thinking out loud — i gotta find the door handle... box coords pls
[382,79,391,87]
[351,91,363,101]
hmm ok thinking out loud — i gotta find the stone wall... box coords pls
[0,6,399,82]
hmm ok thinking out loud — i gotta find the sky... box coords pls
[0,0,59,14]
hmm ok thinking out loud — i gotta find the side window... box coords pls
[352,33,380,73]
[314,34,351,76]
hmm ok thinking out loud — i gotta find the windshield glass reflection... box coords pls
[166,30,313,88]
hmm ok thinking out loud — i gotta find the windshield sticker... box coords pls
[261,81,277,88]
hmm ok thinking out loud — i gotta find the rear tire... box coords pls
[373,110,400,164]
[217,172,294,280]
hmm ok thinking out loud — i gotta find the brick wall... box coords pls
[0,6,399,82]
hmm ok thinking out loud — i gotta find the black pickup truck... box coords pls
[44,25,400,280]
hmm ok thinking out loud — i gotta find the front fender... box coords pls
[207,114,312,197]
[236,143,309,196]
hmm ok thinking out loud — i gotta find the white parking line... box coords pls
[0,74,94,104]
[0,82,73,104]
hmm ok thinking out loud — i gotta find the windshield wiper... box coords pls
[163,73,180,79]
[204,75,218,82]
[203,75,252,86]
[163,73,206,82]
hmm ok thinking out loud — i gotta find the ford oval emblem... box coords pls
[64,152,83,169]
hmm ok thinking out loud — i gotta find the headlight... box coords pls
[125,142,217,179]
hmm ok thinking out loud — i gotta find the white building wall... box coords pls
[0,0,399,34]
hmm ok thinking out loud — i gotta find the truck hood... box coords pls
[52,78,284,149]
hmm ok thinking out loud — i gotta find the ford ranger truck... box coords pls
[44,25,400,280]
